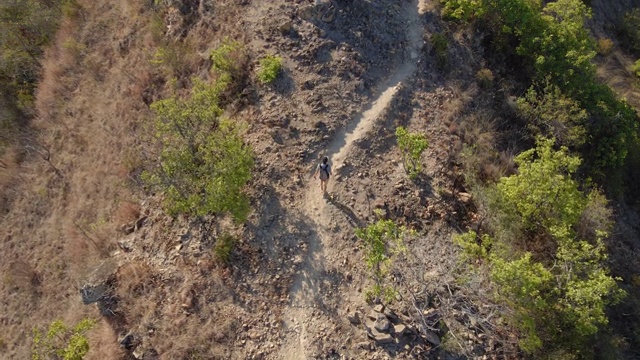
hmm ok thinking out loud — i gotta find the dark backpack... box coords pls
[320,163,330,177]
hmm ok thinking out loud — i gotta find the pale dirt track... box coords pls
[277,1,426,358]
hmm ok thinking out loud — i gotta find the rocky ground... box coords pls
[90,0,511,359]
[4,0,639,359]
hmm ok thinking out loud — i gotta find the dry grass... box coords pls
[0,0,267,358]
[114,201,142,225]
[596,51,640,112]
[455,109,517,183]
[3,259,40,292]
[85,319,125,360]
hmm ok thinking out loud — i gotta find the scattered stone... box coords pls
[347,311,361,325]
[132,347,144,359]
[298,5,315,21]
[319,6,336,22]
[278,20,292,33]
[374,315,391,333]
[118,332,135,350]
[368,329,394,344]
[393,324,407,335]
[372,304,385,313]
[458,192,472,204]
[81,283,110,305]
[383,307,399,322]
[421,327,441,346]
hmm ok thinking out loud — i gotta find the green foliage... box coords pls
[456,139,625,355]
[495,138,584,235]
[618,9,640,57]
[0,0,64,121]
[491,253,553,353]
[32,318,96,360]
[440,0,484,22]
[210,38,248,92]
[453,230,492,260]
[356,219,409,302]
[143,78,254,221]
[395,126,428,179]
[633,59,640,78]
[580,83,638,181]
[214,233,236,264]
[533,0,595,90]
[517,81,587,148]
[257,55,283,84]
[430,33,449,68]
[442,0,639,188]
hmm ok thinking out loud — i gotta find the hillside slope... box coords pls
[1,0,639,359]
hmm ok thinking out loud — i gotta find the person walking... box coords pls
[314,156,332,193]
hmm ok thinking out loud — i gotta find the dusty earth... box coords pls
[2,0,639,359]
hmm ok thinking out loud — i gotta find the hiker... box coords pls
[314,156,332,193]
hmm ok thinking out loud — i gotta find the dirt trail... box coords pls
[277,1,426,358]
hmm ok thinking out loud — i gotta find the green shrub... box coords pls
[210,38,249,92]
[32,318,96,360]
[634,59,640,78]
[214,233,236,264]
[441,0,484,22]
[457,138,625,356]
[431,33,449,69]
[143,79,254,222]
[517,81,587,148]
[618,9,640,57]
[356,219,409,303]
[395,126,428,179]
[441,0,639,187]
[257,55,283,84]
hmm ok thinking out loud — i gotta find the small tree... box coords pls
[143,79,254,222]
[32,318,96,360]
[395,126,428,179]
[356,217,409,302]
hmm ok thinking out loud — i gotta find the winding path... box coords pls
[277,1,426,358]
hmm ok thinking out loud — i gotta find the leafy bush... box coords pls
[456,139,625,356]
[517,81,587,148]
[431,33,449,69]
[442,0,639,188]
[143,79,254,222]
[395,126,428,179]
[32,318,96,360]
[210,38,249,94]
[214,233,236,264]
[257,55,283,84]
[356,219,409,302]
[634,59,640,78]
[617,9,640,57]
